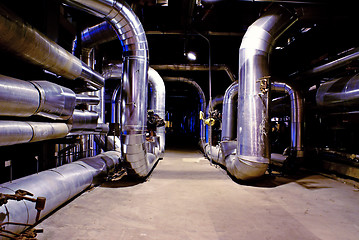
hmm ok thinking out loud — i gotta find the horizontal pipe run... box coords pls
[316,73,359,111]
[68,110,99,132]
[0,7,104,89]
[75,94,100,106]
[0,75,76,120]
[0,151,121,235]
[0,121,69,146]
[151,64,236,82]
[299,48,359,78]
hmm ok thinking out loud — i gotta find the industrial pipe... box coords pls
[221,82,238,141]
[61,0,152,177]
[68,109,99,133]
[164,77,206,146]
[272,82,304,157]
[0,151,121,235]
[234,4,297,180]
[151,64,236,82]
[0,7,104,90]
[316,73,359,111]
[148,68,166,156]
[0,121,69,146]
[0,75,76,120]
[75,94,100,106]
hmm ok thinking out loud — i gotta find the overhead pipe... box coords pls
[164,77,206,147]
[0,7,104,90]
[272,82,304,158]
[61,0,154,177]
[0,151,121,235]
[0,75,76,120]
[233,4,297,180]
[151,64,236,82]
[148,67,166,156]
[316,73,359,111]
[294,47,359,78]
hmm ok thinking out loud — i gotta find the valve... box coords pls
[0,189,46,223]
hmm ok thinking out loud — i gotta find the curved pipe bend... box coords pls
[272,82,304,158]
[233,5,297,180]
[63,0,153,177]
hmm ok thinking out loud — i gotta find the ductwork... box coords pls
[148,68,166,156]
[0,151,121,235]
[233,4,297,180]
[272,82,304,158]
[61,0,152,177]
[0,7,104,90]
[0,75,76,120]
[164,77,206,145]
[316,73,359,112]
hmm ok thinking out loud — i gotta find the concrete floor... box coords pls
[37,148,359,240]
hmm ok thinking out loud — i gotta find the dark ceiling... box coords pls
[1,0,358,109]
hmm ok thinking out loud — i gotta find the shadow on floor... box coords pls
[100,175,146,188]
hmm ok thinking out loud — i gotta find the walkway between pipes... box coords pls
[37,147,359,240]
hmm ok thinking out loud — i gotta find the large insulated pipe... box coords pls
[272,82,304,158]
[0,151,121,235]
[164,77,206,144]
[0,75,76,120]
[60,0,150,177]
[298,47,359,78]
[0,8,104,90]
[0,121,69,146]
[221,82,238,141]
[233,5,297,180]
[148,67,166,155]
[316,73,359,111]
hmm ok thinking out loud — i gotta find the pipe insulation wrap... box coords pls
[0,75,76,120]
[0,151,121,234]
[0,7,104,89]
[0,121,69,146]
[235,5,297,180]
[221,82,238,141]
[148,67,166,156]
[316,73,359,111]
[62,0,156,177]
[272,82,304,157]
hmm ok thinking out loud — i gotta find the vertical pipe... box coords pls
[221,82,238,141]
[148,67,166,156]
[271,82,304,158]
[61,0,151,177]
[233,5,297,180]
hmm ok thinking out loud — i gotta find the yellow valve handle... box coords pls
[204,118,215,126]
